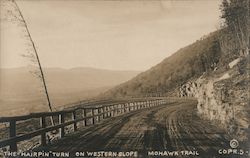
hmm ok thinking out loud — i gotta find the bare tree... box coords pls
[1,0,54,115]
[220,0,249,56]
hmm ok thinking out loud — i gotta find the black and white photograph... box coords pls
[0,0,249,157]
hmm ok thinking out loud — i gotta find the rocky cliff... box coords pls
[179,55,249,140]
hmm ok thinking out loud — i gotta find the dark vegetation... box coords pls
[220,0,249,57]
[101,0,249,99]
[101,31,222,98]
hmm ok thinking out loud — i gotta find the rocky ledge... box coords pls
[179,55,249,141]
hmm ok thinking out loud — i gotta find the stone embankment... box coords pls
[179,56,249,140]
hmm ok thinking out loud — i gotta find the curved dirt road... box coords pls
[37,100,247,158]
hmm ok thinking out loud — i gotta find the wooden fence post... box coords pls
[84,109,87,126]
[108,106,111,117]
[98,108,101,122]
[59,113,65,138]
[103,105,108,119]
[123,104,125,113]
[108,105,112,117]
[72,111,77,131]
[110,106,113,117]
[120,104,122,113]
[106,106,108,117]
[106,106,109,118]
[124,103,126,112]
[9,120,17,151]
[113,105,117,116]
[121,104,124,113]
[117,104,120,114]
[82,109,85,126]
[40,116,46,146]
[112,105,115,117]
[117,104,119,115]
[111,106,113,117]
[107,106,110,117]
[102,107,105,119]
[91,109,95,125]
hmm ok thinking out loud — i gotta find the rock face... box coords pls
[179,81,198,97]
[179,56,249,140]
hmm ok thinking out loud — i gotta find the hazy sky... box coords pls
[0,0,221,71]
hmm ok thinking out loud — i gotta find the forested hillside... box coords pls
[101,31,222,98]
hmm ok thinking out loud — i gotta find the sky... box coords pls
[0,0,221,71]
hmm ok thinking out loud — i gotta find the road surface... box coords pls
[36,100,247,157]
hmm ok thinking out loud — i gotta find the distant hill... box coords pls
[100,31,222,98]
[0,67,140,116]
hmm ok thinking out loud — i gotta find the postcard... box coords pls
[0,0,249,157]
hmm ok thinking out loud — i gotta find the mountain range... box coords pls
[0,67,140,116]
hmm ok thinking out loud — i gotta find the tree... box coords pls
[220,0,249,55]
[1,0,54,115]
